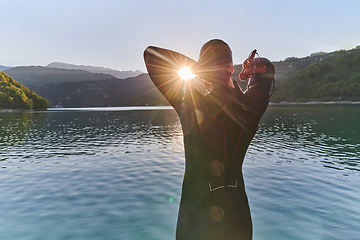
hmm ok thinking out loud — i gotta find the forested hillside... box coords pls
[4,67,168,108]
[0,71,49,109]
[3,45,360,108]
[232,51,330,83]
[47,62,143,79]
[271,46,360,102]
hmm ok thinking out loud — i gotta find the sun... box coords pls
[177,67,196,80]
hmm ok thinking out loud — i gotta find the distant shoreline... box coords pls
[1,101,360,113]
[46,106,174,112]
[0,109,35,113]
[270,101,360,105]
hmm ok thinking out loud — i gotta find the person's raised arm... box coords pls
[144,46,197,109]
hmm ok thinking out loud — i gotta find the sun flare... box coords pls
[177,67,196,80]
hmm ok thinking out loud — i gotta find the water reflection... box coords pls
[0,112,34,144]
[1,106,359,240]
[252,105,360,172]
[0,112,46,162]
[1,105,359,173]
[0,110,182,161]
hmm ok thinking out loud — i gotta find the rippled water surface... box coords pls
[0,105,359,240]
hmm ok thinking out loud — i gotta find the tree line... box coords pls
[0,71,49,110]
[271,46,360,102]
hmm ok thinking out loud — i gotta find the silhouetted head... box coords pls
[239,56,275,81]
[196,39,234,86]
[254,57,275,76]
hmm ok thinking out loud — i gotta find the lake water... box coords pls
[0,105,359,240]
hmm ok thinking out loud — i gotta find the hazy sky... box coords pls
[1,0,359,72]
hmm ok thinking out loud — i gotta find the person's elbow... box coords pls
[144,46,157,61]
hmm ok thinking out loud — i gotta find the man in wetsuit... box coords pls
[144,39,274,240]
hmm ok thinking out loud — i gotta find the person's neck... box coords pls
[211,82,226,90]
[211,78,234,90]
[211,79,225,86]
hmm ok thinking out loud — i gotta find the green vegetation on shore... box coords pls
[231,46,360,103]
[270,46,360,102]
[3,45,360,108]
[4,67,169,108]
[0,71,49,110]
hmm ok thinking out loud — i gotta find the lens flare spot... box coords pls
[209,160,224,177]
[209,206,224,222]
[194,109,204,124]
[177,67,196,80]
[169,197,174,202]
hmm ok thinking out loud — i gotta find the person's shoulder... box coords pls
[248,75,273,86]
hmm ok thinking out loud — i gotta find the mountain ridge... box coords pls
[0,65,12,71]
[3,45,360,107]
[4,67,168,108]
[47,62,143,79]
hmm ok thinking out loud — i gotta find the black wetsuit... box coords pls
[144,46,273,240]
